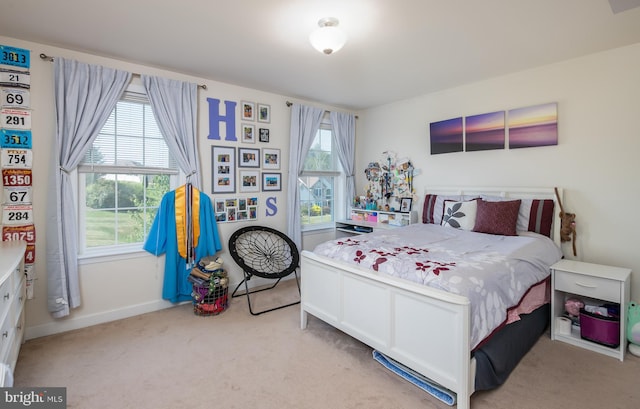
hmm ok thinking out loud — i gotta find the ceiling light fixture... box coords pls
[309,17,347,55]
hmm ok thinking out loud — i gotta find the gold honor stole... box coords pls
[174,185,201,259]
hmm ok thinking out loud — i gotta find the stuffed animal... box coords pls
[554,187,577,256]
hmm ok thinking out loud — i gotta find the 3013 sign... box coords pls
[0,45,30,69]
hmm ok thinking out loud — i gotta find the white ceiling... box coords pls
[1,0,640,110]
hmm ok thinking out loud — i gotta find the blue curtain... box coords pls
[46,58,131,318]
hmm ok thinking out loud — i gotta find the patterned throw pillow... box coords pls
[473,199,521,236]
[441,200,478,230]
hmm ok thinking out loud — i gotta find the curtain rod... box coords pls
[285,100,358,118]
[39,53,207,90]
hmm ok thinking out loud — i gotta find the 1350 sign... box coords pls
[2,168,32,186]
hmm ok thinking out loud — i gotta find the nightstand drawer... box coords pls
[554,270,620,302]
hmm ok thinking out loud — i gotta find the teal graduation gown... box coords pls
[143,189,222,302]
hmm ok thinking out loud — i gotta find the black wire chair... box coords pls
[228,225,300,315]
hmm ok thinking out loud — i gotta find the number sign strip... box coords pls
[0,107,31,130]
[2,204,33,225]
[1,148,33,169]
[1,88,30,109]
[0,45,30,69]
[2,168,32,187]
[3,186,32,204]
[0,129,32,149]
[2,224,36,245]
[0,68,30,89]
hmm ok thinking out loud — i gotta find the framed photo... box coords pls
[239,170,260,193]
[257,103,271,123]
[262,172,281,191]
[238,147,259,168]
[211,146,236,193]
[241,123,256,143]
[262,148,281,170]
[400,197,413,213]
[241,101,255,121]
[259,128,270,143]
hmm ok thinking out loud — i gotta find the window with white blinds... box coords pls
[77,93,180,256]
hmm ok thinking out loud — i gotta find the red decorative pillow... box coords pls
[527,199,554,237]
[473,199,521,236]
[422,194,439,224]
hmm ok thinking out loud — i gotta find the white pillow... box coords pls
[441,200,478,230]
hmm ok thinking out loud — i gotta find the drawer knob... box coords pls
[3,292,9,301]
[2,331,7,338]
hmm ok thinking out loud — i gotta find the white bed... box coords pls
[300,187,563,409]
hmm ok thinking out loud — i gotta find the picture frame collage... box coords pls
[240,100,271,143]
[211,144,281,222]
[210,100,279,223]
[214,197,258,223]
[212,145,281,194]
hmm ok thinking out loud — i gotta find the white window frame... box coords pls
[76,83,183,262]
[299,119,345,232]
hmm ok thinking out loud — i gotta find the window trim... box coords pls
[76,87,184,260]
[299,121,345,231]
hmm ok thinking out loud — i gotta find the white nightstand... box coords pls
[550,259,631,361]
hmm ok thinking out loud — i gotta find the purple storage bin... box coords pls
[579,308,620,348]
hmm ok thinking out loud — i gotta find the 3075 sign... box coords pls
[2,224,35,244]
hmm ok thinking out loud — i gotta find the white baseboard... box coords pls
[24,274,299,341]
[24,299,179,341]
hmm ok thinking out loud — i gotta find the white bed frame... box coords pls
[300,187,562,409]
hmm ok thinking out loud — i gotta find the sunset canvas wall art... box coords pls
[465,111,505,151]
[508,102,558,149]
[430,117,463,155]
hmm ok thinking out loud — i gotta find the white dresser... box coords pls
[0,240,27,386]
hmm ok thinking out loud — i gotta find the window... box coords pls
[77,92,180,256]
[299,123,344,230]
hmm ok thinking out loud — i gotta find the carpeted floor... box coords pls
[14,281,640,409]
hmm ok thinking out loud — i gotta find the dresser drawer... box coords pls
[11,265,24,291]
[554,270,621,302]
[0,312,13,362]
[0,278,11,315]
[6,309,25,371]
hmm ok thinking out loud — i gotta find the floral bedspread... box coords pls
[313,223,563,349]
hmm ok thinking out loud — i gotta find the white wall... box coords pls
[357,42,640,301]
[0,35,341,339]
[6,33,639,340]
